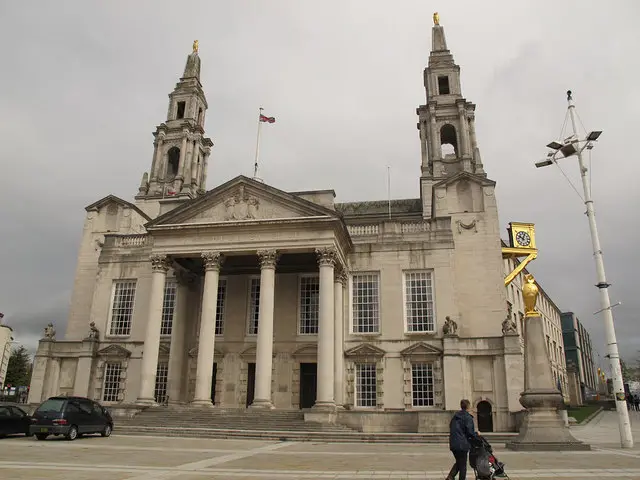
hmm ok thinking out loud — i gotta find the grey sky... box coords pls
[1,1,638,371]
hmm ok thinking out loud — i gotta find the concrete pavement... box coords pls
[0,410,639,479]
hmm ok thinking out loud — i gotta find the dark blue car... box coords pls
[30,396,113,441]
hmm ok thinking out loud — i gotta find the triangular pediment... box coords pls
[85,195,151,221]
[146,176,340,228]
[400,342,442,357]
[97,344,131,357]
[433,171,495,189]
[344,343,386,358]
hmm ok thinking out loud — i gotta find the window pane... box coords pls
[248,278,260,335]
[215,279,227,335]
[102,363,122,402]
[352,274,379,333]
[109,280,136,336]
[411,363,434,407]
[154,362,169,403]
[299,276,319,334]
[160,280,177,336]
[356,363,377,407]
[405,272,435,332]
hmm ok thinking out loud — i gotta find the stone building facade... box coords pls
[27,21,567,432]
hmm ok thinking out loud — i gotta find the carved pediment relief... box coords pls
[292,344,317,357]
[147,176,339,228]
[97,344,132,358]
[344,343,386,359]
[239,345,276,359]
[188,346,224,358]
[400,342,442,357]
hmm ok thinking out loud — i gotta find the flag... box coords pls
[260,114,276,123]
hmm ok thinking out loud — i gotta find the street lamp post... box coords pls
[537,90,633,449]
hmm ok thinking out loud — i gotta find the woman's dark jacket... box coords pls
[449,410,478,452]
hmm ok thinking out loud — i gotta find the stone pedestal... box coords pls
[506,314,589,451]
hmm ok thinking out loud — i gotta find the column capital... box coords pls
[316,247,338,267]
[175,269,197,287]
[257,249,279,269]
[202,251,224,271]
[335,269,349,286]
[150,254,171,273]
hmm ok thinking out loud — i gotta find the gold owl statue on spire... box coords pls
[522,274,540,317]
[433,12,440,25]
[192,40,199,54]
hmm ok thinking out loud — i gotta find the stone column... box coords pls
[314,247,336,409]
[167,270,195,404]
[457,103,470,157]
[251,249,279,409]
[137,253,171,405]
[192,252,224,406]
[174,132,189,192]
[333,270,347,408]
[201,147,211,192]
[181,136,194,193]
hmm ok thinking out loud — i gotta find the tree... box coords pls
[5,345,32,387]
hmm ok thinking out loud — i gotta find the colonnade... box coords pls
[136,247,347,410]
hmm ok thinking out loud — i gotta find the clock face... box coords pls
[515,230,531,247]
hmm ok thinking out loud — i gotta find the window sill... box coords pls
[404,331,437,336]
[105,335,131,340]
[349,332,381,337]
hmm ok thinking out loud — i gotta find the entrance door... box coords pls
[246,363,256,408]
[477,401,493,432]
[299,363,317,409]
[210,363,218,403]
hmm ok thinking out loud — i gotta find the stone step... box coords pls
[114,425,517,443]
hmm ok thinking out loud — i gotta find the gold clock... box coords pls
[508,222,536,250]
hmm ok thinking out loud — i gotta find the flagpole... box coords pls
[253,107,263,180]
[387,165,391,219]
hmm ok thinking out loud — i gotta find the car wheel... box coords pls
[101,424,112,437]
[65,425,78,441]
[35,434,48,441]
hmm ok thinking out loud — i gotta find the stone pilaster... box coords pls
[192,252,223,406]
[250,249,279,409]
[137,253,171,405]
[167,270,195,404]
[333,269,347,408]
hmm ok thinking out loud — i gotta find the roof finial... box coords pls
[192,40,199,54]
[433,12,440,25]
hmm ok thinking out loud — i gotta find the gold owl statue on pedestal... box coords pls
[433,12,440,25]
[522,274,539,317]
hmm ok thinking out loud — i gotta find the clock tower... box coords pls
[135,42,214,201]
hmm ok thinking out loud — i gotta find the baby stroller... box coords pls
[469,436,509,479]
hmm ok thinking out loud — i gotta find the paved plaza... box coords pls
[1,411,640,479]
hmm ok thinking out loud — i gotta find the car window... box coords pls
[65,403,81,414]
[76,400,93,414]
[0,406,10,418]
[9,406,26,417]
[90,402,104,416]
[35,399,66,413]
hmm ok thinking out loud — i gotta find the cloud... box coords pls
[0,0,639,373]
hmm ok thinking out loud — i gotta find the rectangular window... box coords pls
[247,277,260,335]
[411,363,435,407]
[215,278,227,336]
[438,76,450,94]
[351,273,380,334]
[154,362,169,403]
[160,280,177,336]
[109,280,136,336]
[404,271,435,333]
[102,363,122,402]
[356,363,377,407]
[176,101,186,119]
[299,275,319,334]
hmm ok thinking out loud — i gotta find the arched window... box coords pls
[440,124,458,157]
[197,108,203,125]
[167,147,180,178]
